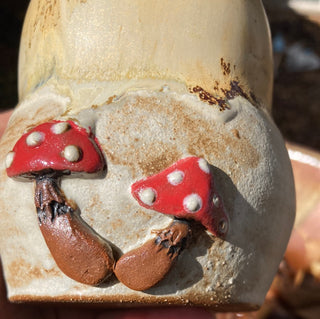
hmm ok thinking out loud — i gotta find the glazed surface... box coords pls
[0,0,295,310]
[0,89,295,308]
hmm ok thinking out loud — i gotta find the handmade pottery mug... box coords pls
[0,0,295,310]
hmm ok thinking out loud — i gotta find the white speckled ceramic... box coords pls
[0,0,295,310]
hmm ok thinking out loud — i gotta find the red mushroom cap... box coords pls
[6,120,105,178]
[131,157,229,237]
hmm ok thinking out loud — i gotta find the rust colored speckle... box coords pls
[232,129,241,139]
[222,81,250,101]
[189,86,230,111]
[220,58,231,76]
[190,79,259,110]
[105,95,117,105]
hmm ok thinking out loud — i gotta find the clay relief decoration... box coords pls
[5,120,229,291]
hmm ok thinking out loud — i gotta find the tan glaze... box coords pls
[114,220,191,291]
[35,175,114,286]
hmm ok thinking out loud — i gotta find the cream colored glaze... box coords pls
[0,0,295,310]
[0,91,295,308]
[18,0,272,112]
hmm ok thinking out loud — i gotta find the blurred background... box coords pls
[0,1,319,318]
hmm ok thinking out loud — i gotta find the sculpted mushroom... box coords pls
[0,0,296,309]
[114,157,228,291]
[132,157,229,237]
[6,120,114,285]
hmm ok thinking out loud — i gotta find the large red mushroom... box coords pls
[6,120,114,286]
[114,156,229,291]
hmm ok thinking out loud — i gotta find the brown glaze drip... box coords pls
[220,58,231,76]
[35,176,114,286]
[190,86,229,111]
[190,80,259,110]
[114,220,191,291]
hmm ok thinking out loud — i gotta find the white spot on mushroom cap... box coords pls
[138,188,156,206]
[26,131,44,147]
[212,194,220,207]
[183,193,202,213]
[51,122,70,134]
[167,170,184,185]
[62,145,81,162]
[5,152,15,168]
[218,218,228,234]
[198,158,210,174]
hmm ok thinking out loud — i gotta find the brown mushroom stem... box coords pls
[114,219,192,291]
[153,219,192,257]
[34,175,114,286]
[35,175,70,223]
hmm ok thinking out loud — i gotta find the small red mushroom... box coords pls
[114,157,228,291]
[6,120,114,285]
[131,156,229,237]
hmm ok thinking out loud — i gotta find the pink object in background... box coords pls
[0,110,12,137]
